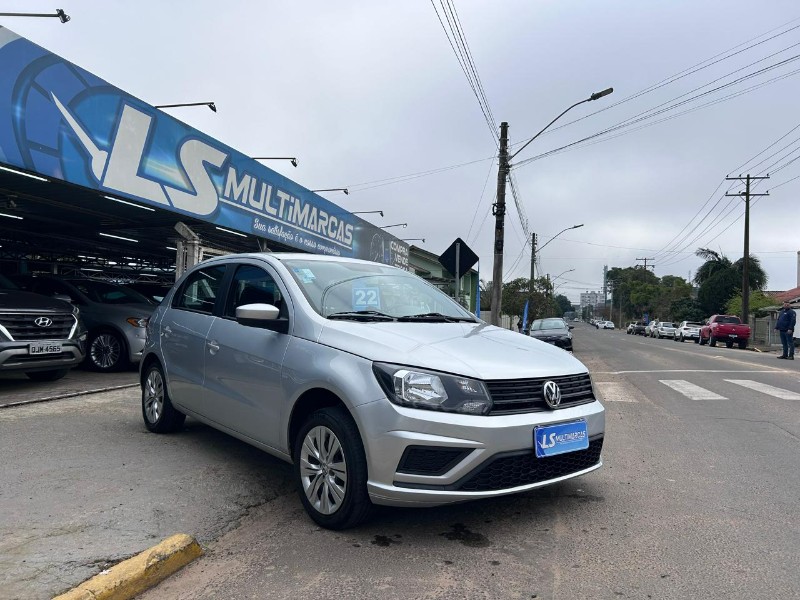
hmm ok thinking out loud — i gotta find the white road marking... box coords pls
[593,381,638,402]
[659,380,727,400]
[724,380,800,400]
[593,369,784,375]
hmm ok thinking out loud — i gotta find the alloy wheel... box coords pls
[143,369,163,424]
[300,426,348,515]
[90,333,121,369]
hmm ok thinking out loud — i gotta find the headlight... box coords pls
[126,317,149,328]
[373,362,492,415]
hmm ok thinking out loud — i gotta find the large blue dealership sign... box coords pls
[0,27,409,268]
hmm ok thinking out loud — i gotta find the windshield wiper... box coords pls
[326,310,396,322]
[397,312,476,323]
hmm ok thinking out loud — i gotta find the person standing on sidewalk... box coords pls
[775,301,796,360]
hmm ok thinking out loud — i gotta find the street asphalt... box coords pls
[2,323,798,599]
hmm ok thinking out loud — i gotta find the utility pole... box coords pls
[490,122,509,326]
[635,257,655,271]
[602,265,608,306]
[529,232,537,290]
[726,174,769,325]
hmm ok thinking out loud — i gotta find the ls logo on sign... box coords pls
[52,94,226,216]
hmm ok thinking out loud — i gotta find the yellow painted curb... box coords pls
[53,533,203,600]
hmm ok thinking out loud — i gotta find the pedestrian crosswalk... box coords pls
[595,378,800,403]
[657,379,800,401]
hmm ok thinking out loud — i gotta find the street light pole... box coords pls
[490,87,612,327]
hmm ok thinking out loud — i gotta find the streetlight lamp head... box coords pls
[343,188,349,195]
[290,158,298,167]
[56,9,70,23]
[572,223,584,229]
[589,87,614,101]
[207,102,217,113]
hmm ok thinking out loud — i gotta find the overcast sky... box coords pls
[7,0,800,300]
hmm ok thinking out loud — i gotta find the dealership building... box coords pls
[0,27,456,294]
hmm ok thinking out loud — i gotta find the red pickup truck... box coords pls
[699,315,751,349]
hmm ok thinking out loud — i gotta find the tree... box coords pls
[479,279,493,312]
[694,248,767,315]
[670,298,706,323]
[554,294,573,316]
[725,290,775,318]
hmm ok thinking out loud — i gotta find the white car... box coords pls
[600,321,615,330]
[654,321,676,339]
[675,321,703,342]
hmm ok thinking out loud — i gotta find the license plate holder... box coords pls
[29,342,62,355]
[534,420,589,458]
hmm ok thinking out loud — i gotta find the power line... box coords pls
[430,0,497,143]
[514,55,800,168]
[509,17,800,146]
[346,155,494,192]
[465,158,496,241]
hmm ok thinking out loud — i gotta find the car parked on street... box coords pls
[528,317,574,351]
[140,253,605,529]
[675,321,703,343]
[0,273,86,380]
[699,314,751,349]
[632,321,647,335]
[654,321,677,339]
[10,275,155,371]
[599,320,615,330]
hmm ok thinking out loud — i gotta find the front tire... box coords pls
[294,406,371,530]
[678,334,684,342]
[699,335,707,345]
[709,335,717,347]
[88,330,127,371]
[142,363,185,433]
[26,369,69,382]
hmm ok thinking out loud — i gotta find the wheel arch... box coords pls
[287,388,362,461]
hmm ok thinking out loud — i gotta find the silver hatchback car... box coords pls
[140,253,605,529]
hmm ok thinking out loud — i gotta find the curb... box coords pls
[53,534,203,600]
[0,383,139,409]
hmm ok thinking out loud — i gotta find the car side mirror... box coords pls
[236,303,288,334]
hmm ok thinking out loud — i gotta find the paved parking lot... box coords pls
[0,368,137,407]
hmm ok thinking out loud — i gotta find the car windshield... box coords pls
[68,280,153,305]
[282,259,476,321]
[530,318,567,331]
[0,273,19,291]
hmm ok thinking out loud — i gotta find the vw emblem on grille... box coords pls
[34,316,53,327]
[543,380,562,408]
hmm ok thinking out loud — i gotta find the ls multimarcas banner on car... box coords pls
[0,26,409,268]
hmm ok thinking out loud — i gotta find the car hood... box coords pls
[316,320,586,379]
[0,290,74,312]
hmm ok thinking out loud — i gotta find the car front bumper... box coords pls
[354,398,605,507]
[0,339,85,372]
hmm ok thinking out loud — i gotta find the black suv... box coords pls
[0,274,86,381]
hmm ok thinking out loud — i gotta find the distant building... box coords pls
[580,291,602,309]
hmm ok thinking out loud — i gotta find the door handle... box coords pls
[207,340,220,355]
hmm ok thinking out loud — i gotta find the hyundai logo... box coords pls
[543,380,562,408]
[34,316,53,327]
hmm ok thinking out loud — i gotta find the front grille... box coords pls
[0,313,75,341]
[486,373,594,415]
[457,437,603,492]
[397,446,472,476]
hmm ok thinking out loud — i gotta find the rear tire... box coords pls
[294,406,371,530]
[26,369,69,382]
[142,363,185,433]
[725,341,734,348]
[738,340,748,350]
